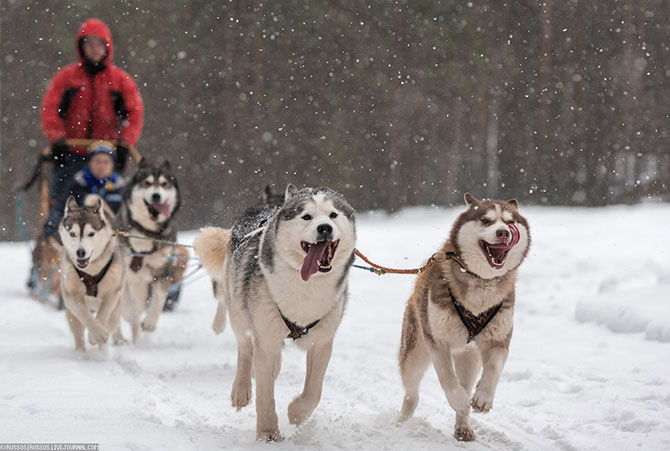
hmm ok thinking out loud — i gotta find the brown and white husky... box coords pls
[397,193,531,441]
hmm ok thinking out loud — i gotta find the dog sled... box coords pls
[20,139,186,310]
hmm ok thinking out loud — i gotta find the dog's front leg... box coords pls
[96,293,118,331]
[253,340,283,442]
[429,345,474,441]
[66,308,86,351]
[142,279,169,332]
[471,341,509,413]
[65,295,109,346]
[124,272,148,341]
[288,339,333,426]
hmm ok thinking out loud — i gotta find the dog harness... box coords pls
[75,254,115,297]
[451,295,503,343]
[127,217,169,272]
[277,307,319,340]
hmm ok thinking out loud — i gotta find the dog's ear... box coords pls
[285,184,298,201]
[64,195,79,215]
[138,158,148,168]
[161,160,172,171]
[464,193,479,206]
[506,198,519,210]
[90,196,103,215]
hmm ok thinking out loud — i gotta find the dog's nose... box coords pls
[152,193,161,203]
[496,228,510,241]
[317,224,333,239]
[76,248,86,258]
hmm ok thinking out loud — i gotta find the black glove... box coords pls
[50,139,71,167]
[115,143,129,172]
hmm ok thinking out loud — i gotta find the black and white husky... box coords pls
[194,184,356,441]
[116,160,186,341]
[58,195,125,352]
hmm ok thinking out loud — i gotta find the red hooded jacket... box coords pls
[41,19,143,155]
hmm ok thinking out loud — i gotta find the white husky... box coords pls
[194,184,356,441]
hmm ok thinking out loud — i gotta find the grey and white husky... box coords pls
[116,160,187,341]
[194,184,356,441]
[397,193,531,441]
[58,195,125,352]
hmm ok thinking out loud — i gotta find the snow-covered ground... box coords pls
[1,203,669,451]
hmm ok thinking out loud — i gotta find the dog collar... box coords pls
[276,306,319,340]
[450,294,503,343]
[75,253,115,297]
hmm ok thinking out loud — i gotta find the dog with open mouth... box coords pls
[58,195,126,352]
[396,193,530,442]
[115,160,187,342]
[193,184,356,441]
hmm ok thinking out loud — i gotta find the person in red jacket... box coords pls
[41,18,143,199]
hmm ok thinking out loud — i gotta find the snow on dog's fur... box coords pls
[397,193,530,442]
[194,184,356,441]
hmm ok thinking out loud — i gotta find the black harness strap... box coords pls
[451,295,503,343]
[277,307,320,340]
[129,242,158,272]
[75,254,115,297]
[126,214,169,272]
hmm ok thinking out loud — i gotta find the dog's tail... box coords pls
[193,227,231,335]
[193,227,231,280]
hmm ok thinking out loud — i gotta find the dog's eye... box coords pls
[144,181,152,187]
[302,214,312,221]
[160,182,169,188]
[69,231,77,237]
[88,231,95,237]
[330,212,338,219]
[481,218,491,225]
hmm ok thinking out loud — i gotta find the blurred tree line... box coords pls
[1,0,668,240]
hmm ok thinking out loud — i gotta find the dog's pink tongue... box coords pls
[153,203,171,218]
[509,223,520,246]
[301,241,329,282]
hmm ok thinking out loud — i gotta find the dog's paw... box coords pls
[231,380,252,410]
[256,429,283,442]
[288,395,316,425]
[471,388,494,413]
[113,333,128,346]
[141,319,157,332]
[88,324,109,345]
[454,425,476,441]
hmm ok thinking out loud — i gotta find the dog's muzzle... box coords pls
[300,239,339,281]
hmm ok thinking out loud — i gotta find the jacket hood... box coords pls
[76,18,113,63]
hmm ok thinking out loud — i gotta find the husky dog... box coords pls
[58,195,125,351]
[397,193,531,441]
[29,235,62,307]
[194,184,356,441]
[116,160,187,341]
